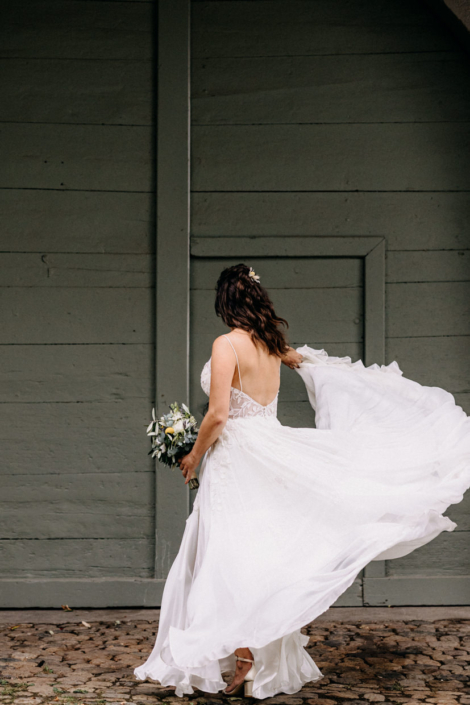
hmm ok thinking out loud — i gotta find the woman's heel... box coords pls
[244,679,254,697]
[243,663,258,697]
[224,655,257,698]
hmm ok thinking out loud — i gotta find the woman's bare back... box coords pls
[222,329,282,407]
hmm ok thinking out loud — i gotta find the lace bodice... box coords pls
[200,357,279,419]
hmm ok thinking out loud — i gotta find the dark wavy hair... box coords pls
[214,263,290,357]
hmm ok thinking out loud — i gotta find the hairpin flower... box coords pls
[248,267,260,283]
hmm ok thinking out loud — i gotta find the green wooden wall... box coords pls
[0,0,469,607]
[190,0,470,604]
[0,0,156,604]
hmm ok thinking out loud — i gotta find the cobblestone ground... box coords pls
[0,617,469,705]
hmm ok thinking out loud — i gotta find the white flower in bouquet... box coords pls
[146,402,200,489]
[173,419,185,434]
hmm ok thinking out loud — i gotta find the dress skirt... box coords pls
[133,347,470,699]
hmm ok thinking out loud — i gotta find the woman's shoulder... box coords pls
[211,334,236,358]
[212,333,230,348]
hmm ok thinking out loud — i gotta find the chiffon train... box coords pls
[133,347,470,699]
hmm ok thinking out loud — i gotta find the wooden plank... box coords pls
[0,190,154,253]
[0,578,164,609]
[277,401,316,429]
[0,0,153,60]
[191,192,470,252]
[454,392,470,415]
[272,287,363,346]
[333,580,363,608]
[0,288,152,343]
[155,0,191,579]
[387,282,470,338]
[192,0,453,58]
[387,336,470,393]
[364,576,470,605]
[192,52,470,125]
[191,236,381,258]
[0,400,153,476]
[446,493,470,531]
[191,288,363,342]
[0,578,166,609]
[0,59,152,125]
[365,240,385,366]
[191,257,363,289]
[0,254,154,287]
[387,532,470,577]
[0,472,154,540]
[364,562,386,578]
[387,250,470,283]
[0,344,153,403]
[364,240,386,581]
[0,539,154,578]
[0,123,153,192]
[192,123,470,192]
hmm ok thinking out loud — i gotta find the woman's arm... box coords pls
[178,336,235,484]
[281,346,303,369]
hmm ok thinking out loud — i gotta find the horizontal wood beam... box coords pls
[191,235,384,258]
[0,579,165,609]
[0,578,361,610]
[364,575,470,605]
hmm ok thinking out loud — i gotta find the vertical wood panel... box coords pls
[364,240,385,366]
[155,0,191,579]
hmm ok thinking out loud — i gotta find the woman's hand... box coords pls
[281,347,303,369]
[178,451,200,485]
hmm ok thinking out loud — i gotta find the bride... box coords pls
[134,263,470,699]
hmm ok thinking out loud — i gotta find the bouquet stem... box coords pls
[189,475,199,490]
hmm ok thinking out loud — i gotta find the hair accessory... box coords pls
[248,267,260,283]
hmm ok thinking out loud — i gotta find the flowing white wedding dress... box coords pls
[134,342,470,699]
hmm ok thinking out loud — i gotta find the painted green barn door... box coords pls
[189,236,385,607]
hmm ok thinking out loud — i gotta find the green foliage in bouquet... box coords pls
[147,402,199,469]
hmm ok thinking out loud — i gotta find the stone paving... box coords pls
[0,611,469,705]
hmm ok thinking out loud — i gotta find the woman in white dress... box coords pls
[134,263,470,700]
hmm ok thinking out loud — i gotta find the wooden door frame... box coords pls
[192,235,386,605]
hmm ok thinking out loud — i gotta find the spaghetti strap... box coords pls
[222,335,243,392]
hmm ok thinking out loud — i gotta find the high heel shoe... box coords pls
[223,655,258,697]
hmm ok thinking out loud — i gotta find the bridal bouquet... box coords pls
[147,402,200,490]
